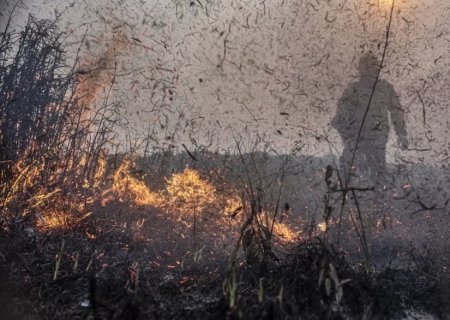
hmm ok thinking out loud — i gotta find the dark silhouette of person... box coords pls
[331,52,408,186]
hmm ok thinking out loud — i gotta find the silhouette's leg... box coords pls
[367,146,386,187]
[362,146,388,229]
[345,144,370,186]
[341,144,354,186]
[337,144,353,243]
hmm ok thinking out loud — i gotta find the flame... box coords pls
[1,30,143,232]
[256,208,300,243]
[3,136,300,241]
[100,164,244,224]
[2,142,108,230]
[272,222,298,242]
[165,168,217,219]
[102,158,160,207]
[223,194,243,217]
[100,161,243,224]
[317,222,327,232]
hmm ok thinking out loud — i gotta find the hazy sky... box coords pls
[1,0,449,165]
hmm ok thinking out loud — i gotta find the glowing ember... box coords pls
[317,222,327,232]
[272,222,298,242]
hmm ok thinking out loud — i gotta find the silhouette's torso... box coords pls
[332,79,398,151]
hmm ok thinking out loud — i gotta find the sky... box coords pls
[1,0,449,166]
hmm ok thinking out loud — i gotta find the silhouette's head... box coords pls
[358,52,380,78]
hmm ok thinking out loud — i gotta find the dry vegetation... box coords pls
[0,8,447,320]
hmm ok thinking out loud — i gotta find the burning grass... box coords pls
[0,15,116,232]
[0,13,447,320]
[165,168,217,220]
[100,161,247,226]
[1,142,110,231]
[101,158,161,207]
[0,146,444,320]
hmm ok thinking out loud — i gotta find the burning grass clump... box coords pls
[0,15,115,232]
[270,221,299,243]
[165,168,218,220]
[164,168,242,220]
[100,163,243,223]
[101,158,161,207]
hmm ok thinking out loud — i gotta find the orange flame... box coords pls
[101,158,160,207]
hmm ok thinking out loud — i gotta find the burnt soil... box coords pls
[0,199,445,320]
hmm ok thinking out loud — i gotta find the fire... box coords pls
[318,222,327,232]
[100,164,247,226]
[4,138,298,240]
[1,23,150,232]
[102,158,160,207]
[223,194,243,217]
[165,168,217,220]
[272,222,299,242]
[1,133,109,230]
[254,208,301,244]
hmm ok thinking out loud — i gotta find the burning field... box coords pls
[0,10,448,320]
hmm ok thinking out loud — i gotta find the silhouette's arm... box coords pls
[388,90,408,149]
